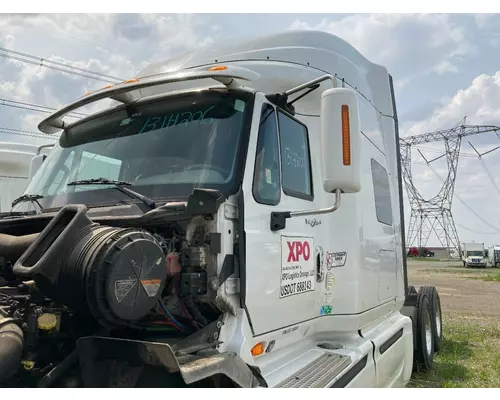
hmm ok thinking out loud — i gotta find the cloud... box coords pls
[407,70,500,136]
[0,13,217,140]
[402,69,500,245]
[289,13,474,82]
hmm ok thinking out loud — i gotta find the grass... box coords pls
[417,267,500,281]
[408,257,443,262]
[477,273,500,282]
[409,316,500,388]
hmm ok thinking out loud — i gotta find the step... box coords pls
[276,353,352,388]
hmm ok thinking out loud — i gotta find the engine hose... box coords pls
[0,233,39,261]
[181,296,209,326]
[37,351,78,388]
[0,317,24,384]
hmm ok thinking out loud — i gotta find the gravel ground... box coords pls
[407,259,500,387]
[407,259,500,318]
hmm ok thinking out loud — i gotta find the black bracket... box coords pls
[186,188,225,216]
[270,211,291,232]
[218,254,235,286]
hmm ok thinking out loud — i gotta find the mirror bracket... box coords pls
[270,189,342,232]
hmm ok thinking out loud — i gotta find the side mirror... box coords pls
[320,88,361,194]
[29,155,46,180]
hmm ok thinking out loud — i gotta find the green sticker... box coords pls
[320,305,332,315]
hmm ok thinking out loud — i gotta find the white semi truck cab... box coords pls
[0,31,443,388]
[462,242,486,267]
[488,245,500,268]
[0,142,53,213]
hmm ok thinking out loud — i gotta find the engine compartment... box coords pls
[0,194,230,388]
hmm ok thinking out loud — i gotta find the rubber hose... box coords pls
[0,233,39,261]
[0,317,25,383]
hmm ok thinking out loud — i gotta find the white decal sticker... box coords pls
[234,99,245,112]
[326,251,347,269]
[120,118,133,126]
[115,279,137,302]
[282,326,299,335]
[280,237,315,298]
[325,272,335,290]
[322,293,333,304]
[265,168,272,184]
[140,279,162,297]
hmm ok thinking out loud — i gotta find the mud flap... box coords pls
[76,336,262,388]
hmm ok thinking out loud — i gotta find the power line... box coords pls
[0,46,123,82]
[412,145,477,158]
[0,126,58,141]
[0,175,28,180]
[426,162,500,234]
[0,51,121,84]
[455,222,499,235]
[478,157,500,199]
[0,97,86,119]
[0,52,111,83]
[0,98,87,116]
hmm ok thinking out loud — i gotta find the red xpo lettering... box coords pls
[287,241,311,262]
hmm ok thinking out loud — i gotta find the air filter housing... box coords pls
[14,205,167,328]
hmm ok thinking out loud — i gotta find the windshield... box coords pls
[14,90,253,211]
[467,251,483,257]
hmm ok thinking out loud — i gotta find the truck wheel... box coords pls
[413,293,434,372]
[418,286,442,352]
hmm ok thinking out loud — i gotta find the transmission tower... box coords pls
[400,117,500,255]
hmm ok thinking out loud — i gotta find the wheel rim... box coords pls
[435,303,442,337]
[424,309,433,356]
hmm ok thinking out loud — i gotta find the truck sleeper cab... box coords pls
[0,31,442,388]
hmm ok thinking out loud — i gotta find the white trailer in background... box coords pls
[488,245,500,268]
[0,142,53,213]
[461,242,486,267]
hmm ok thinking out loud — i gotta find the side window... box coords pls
[371,158,393,226]
[252,104,281,205]
[277,110,313,200]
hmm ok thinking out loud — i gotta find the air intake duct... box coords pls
[13,205,167,328]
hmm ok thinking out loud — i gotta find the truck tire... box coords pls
[413,293,434,372]
[418,286,442,352]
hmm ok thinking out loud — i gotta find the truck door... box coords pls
[242,94,320,336]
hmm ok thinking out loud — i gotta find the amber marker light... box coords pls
[251,342,265,356]
[208,65,228,71]
[341,104,351,166]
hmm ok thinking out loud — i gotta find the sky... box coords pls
[1,11,500,247]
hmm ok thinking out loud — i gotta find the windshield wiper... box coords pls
[11,194,44,212]
[67,178,156,209]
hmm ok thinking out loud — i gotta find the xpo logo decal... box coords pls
[280,237,315,299]
[287,241,311,262]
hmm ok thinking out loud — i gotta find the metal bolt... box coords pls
[216,321,222,329]
[213,332,219,340]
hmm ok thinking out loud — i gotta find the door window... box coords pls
[277,110,313,200]
[252,104,281,205]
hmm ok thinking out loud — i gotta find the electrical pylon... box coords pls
[400,117,500,255]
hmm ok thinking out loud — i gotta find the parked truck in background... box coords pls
[488,245,500,268]
[462,242,487,267]
[0,142,53,213]
[0,30,443,388]
[407,247,434,258]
